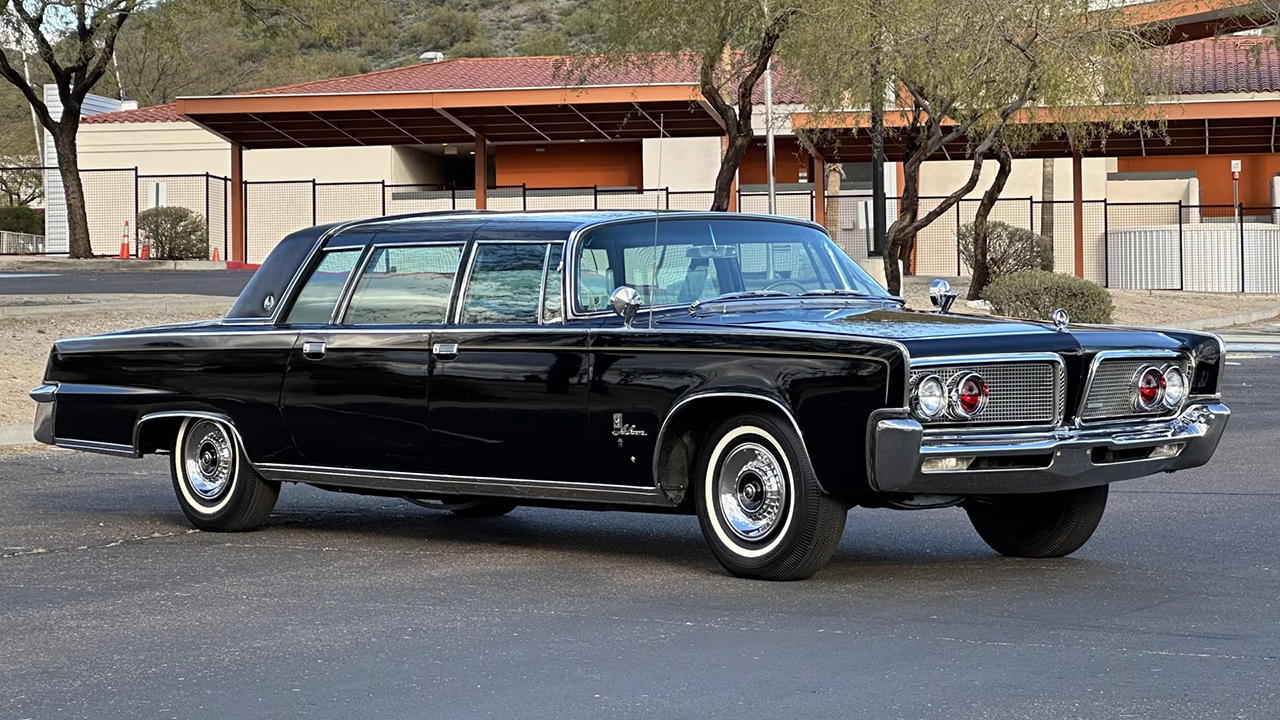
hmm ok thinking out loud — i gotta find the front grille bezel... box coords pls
[1077,350,1193,424]
[910,353,1066,431]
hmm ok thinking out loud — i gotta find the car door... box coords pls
[425,240,592,483]
[279,239,467,472]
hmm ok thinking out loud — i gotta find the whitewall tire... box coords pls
[695,412,848,580]
[170,417,279,532]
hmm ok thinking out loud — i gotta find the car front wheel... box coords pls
[964,484,1109,558]
[695,412,848,581]
[171,417,279,532]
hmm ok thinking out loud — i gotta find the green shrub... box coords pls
[983,270,1113,324]
[0,205,45,235]
[137,206,208,260]
[957,221,1054,281]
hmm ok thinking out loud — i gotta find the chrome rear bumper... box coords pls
[869,402,1230,495]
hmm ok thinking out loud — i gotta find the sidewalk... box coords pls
[0,257,227,272]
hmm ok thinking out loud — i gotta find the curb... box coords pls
[0,258,232,272]
[1157,303,1280,332]
[0,425,34,448]
[0,296,233,319]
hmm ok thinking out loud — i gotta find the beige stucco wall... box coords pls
[643,136,721,191]
[76,121,445,183]
[917,157,1111,200]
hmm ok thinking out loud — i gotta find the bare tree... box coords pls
[0,1,139,257]
[573,0,807,211]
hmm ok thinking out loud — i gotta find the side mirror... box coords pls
[929,278,958,314]
[609,286,643,328]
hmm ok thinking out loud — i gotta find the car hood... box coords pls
[660,302,1187,358]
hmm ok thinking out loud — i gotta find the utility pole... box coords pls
[763,1,776,214]
[22,52,43,166]
[869,0,886,256]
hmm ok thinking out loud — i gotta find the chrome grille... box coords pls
[1080,356,1191,421]
[911,361,1060,426]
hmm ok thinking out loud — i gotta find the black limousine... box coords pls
[32,211,1230,580]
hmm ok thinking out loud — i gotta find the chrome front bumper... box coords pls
[869,402,1230,495]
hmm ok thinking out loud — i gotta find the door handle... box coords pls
[432,342,459,360]
[302,341,327,360]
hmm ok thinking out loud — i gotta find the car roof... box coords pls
[322,210,823,248]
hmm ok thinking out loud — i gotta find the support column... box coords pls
[230,142,245,264]
[1073,149,1084,279]
[813,154,826,227]
[474,135,487,210]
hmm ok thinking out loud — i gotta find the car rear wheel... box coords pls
[171,417,279,532]
[964,484,1109,558]
[695,412,848,581]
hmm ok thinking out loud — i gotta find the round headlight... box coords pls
[1134,366,1166,411]
[1163,366,1187,407]
[913,375,946,419]
[950,372,989,418]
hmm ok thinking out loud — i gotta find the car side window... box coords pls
[343,244,463,325]
[460,244,548,325]
[542,244,564,323]
[284,249,361,325]
[578,246,615,312]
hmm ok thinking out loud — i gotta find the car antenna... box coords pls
[649,114,664,331]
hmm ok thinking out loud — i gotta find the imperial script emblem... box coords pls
[612,413,648,437]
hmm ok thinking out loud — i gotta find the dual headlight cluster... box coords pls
[912,372,989,421]
[1133,365,1187,412]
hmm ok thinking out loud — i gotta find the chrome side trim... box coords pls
[909,352,1063,368]
[1077,349,1186,427]
[256,463,675,507]
[30,384,57,401]
[651,391,814,492]
[54,438,137,457]
[133,411,241,457]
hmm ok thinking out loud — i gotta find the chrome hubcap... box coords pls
[182,420,233,500]
[716,442,787,542]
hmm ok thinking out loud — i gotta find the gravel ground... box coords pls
[0,307,226,427]
[901,276,1280,326]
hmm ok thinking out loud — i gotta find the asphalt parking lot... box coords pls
[0,270,253,297]
[0,358,1275,720]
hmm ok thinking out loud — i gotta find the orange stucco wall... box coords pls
[739,138,809,185]
[495,142,643,189]
[1118,154,1280,207]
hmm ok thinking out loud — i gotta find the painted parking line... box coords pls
[0,273,62,279]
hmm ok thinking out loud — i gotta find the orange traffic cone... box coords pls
[119,220,131,259]
[211,248,221,262]
[139,243,150,260]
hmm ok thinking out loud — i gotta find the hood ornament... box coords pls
[929,279,958,314]
[1052,308,1070,332]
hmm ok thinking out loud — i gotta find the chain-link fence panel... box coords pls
[385,184,457,215]
[245,181,313,264]
[206,176,229,261]
[81,169,138,256]
[137,174,218,259]
[737,191,813,221]
[666,191,715,211]
[953,197,1036,277]
[597,189,666,210]
[486,186,525,212]
[1103,202,1184,290]
[525,187,596,211]
[316,182,384,225]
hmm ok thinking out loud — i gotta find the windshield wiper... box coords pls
[800,288,869,297]
[689,290,792,315]
[703,290,792,302]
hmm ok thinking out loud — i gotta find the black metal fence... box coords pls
[0,166,230,259]
[5,167,1279,293]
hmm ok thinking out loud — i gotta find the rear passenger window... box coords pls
[343,244,463,325]
[284,249,360,325]
[460,244,547,324]
[542,244,564,323]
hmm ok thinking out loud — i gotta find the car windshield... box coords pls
[574,217,890,313]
